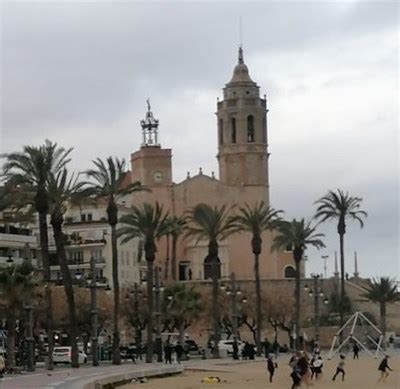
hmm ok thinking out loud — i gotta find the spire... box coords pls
[140,99,160,147]
[238,45,244,64]
[228,45,254,84]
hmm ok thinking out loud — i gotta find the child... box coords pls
[332,354,345,381]
[266,354,276,383]
[377,355,393,382]
[313,355,323,380]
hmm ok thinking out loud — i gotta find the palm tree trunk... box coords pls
[171,234,177,281]
[38,210,54,370]
[6,315,16,370]
[380,302,386,349]
[111,223,121,365]
[254,253,262,357]
[209,239,220,358]
[52,214,79,368]
[295,259,301,351]
[165,234,170,281]
[339,232,345,338]
[146,260,154,363]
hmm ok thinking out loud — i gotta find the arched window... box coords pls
[247,115,255,142]
[231,117,236,143]
[204,255,221,280]
[284,266,296,279]
[218,119,224,145]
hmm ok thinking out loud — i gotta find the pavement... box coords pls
[0,360,183,389]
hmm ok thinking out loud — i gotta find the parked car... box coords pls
[53,347,87,365]
[217,340,244,354]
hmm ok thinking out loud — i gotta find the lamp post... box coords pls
[304,274,329,343]
[24,243,35,371]
[153,267,164,363]
[90,256,99,366]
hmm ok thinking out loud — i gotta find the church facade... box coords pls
[124,48,300,282]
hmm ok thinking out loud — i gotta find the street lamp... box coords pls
[221,273,241,341]
[90,256,99,366]
[307,274,329,343]
[153,267,163,363]
[24,243,35,372]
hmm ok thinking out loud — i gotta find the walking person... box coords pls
[312,355,323,380]
[232,339,239,360]
[289,354,301,389]
[377,355,393,383]
[297,352,311,387]
[332,354,346,381]
[353,342,359,360]
[175,342,184,364]
[266,354,276,383]
[164,342,172,364]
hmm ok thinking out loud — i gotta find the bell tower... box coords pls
[217,47,269,193]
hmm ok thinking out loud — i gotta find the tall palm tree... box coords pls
[84,157,146,365]
[314,189,367,329]
[47,169,86,367]
[165,215,186,281]
[0,262,35,370]
[2,140,72,369]
[162,283,203,343]
[118,202,169,363]
[185,203,236,358]
[361,277,400,347]
[231,202,282,356]
[272,219,325,350]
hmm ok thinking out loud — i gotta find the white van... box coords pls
[53,347,87,364]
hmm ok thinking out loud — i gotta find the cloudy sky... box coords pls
[1,1,399,279]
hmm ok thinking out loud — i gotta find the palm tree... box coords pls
[47,169,86,367]
[361,277,400,347]
[230,202,282,356]
[185,203,236,357]
[314,189,367,328]
[84,157,146,365]
[118,202,169,363]
[272,219,325,350]
[162,283,203,343]
[165,215,186,281]
[2,140,72,369]
[0,262,35,370]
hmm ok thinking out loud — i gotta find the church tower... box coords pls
[130,101,172,187]
[217,47,269,197]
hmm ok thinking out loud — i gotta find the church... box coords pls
[124,47,300,282]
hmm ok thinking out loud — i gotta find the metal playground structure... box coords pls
[328,311,385,359]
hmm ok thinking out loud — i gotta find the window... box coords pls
[247,115,255,142]
[203,255,221,280]
[218,119,224,145]
[87,213,93,222]
[284,266,296,279]
[80,214,86,222]
[231,117,236,143]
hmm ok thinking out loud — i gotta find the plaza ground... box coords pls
[122,354,400,389]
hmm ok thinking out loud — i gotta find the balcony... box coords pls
[50,257,106,270]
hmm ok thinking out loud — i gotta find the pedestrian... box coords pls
[175,342,184,364]
[289,355,301,389]
[332,354,346,381]
[266,354,276,383]
[164,342,172,364]
[353,342,359,359]
[297,352,311,386]
[377,355,393,383]
[232,339,239,360]
[312,355,323,380]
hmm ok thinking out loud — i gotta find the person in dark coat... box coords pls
[164,342,172,364]
[266,355,276,383]
[377,355,393,382]
[232,339,239,360]
[175,342,184,364]
[353,342,359,359]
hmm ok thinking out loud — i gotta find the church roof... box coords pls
[228,46,255,84]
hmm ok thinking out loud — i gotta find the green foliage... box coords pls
[161,283,203,330]
[184,203,237,243]
[314,189,367,232]
[272,219,325,259]
[361,277,400,305]
[165,215,186,238]
[328,290,352,315]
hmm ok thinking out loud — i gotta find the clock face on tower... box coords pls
[153,171,163,183]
